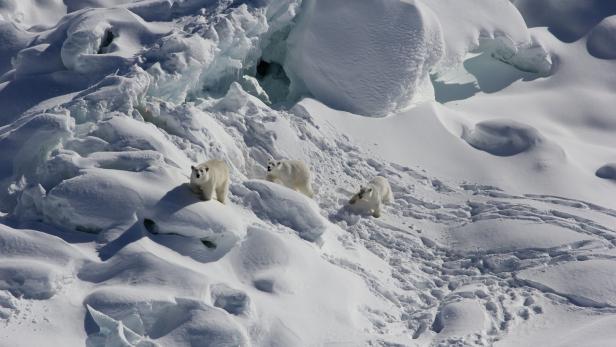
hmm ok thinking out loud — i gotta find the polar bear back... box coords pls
[202,159,229,182]
[369,176,392,203]
[274,160,311,186]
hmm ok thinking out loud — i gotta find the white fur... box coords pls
[265,159,314,198]
[349,176,393,218]
[190,159,230,204]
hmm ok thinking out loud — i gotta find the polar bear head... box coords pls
[267,159,282,174]
[356,186,375,201]
[190,164,211,184]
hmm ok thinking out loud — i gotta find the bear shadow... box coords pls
[143,183,231,263]
[152,183,202,215]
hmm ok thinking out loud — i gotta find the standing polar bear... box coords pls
[349,176,393,218]
[266,159,314,198]
[190,159,230,204]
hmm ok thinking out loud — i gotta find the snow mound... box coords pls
[0,223,85,264]
[241,180,327,241]
[462,120,544,156]
[146,183,246,252]
[587,16,616,60]
[517,260,616,308]
[423,0,535,67]
[595,163,616,180]
[0,21,31,76]
[229,227,377,344]
[85,294,247,347]
[80,242,210,297]
[285,0,444,116]
[0,0,66,28]
[432,300,489,338]
[61,8,169,74]
[40,171,143,233]
[512,0,616,42]
[0,259,64,299]
[449,220,596,255]
[86,305,158,347]
[11,7,170,77]
[232,227,292,294]
[0,112,73,212]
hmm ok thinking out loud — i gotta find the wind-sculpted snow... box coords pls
[596,163,616,180]
[517,260,616,308]
[587,16,616,60]
[512,0,616,42]
[0,1,616,346]
[285,0,444,116]
[462,120,545,157]
[241,180,327,241]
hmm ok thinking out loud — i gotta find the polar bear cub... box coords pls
[349,176,393,218]
[266,159,314,198]
[190,159,230,204]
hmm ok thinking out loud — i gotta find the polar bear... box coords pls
[349,176,393,218]
[265,159,314,198]
[190,159,230,204]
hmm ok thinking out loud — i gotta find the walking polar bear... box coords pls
[349,176,393,218]
[190,159,230,204]
[266,159,314,198]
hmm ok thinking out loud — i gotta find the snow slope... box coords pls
[1,0,616,346]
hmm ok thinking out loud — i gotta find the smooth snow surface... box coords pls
[285,0,444,116]
[1,1,616,346]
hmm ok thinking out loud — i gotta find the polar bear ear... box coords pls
[205,167,209,172]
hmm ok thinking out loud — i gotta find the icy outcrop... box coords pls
[587,16,616,60]
[285,0,444,116]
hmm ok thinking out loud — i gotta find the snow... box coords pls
[595,163,616,180]
[587,15,616,60]
[462,119,547,157]
[240,180,327,241]
[517,260,616,308]
[285,0,444,116]
[448,219,599,255]
[1,1,616,346]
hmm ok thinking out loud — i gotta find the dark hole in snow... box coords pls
[97,29,115,54]
[253,59,290,104]
[143,218,158,233]
[253,278,274,293]
[256,59,271,77]
[201,238,217,249]
[431,312,444,333]
[596,164,616,180]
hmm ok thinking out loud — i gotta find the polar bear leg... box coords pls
[302,182,315,198]
[384,187,393,204]
[201,184,214,201]
[216,179,229,204]
[372,207,381,218]
[372,202,382,218]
